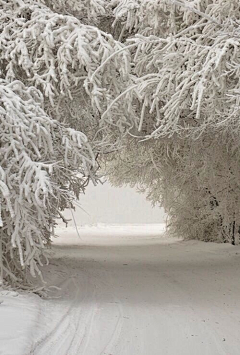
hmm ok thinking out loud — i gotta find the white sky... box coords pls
[62,182,166,226]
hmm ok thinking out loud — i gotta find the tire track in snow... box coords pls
[87,261,125,355]
[99,297,124,355]
[64,259,126,355]
[30,275,79,355]
[64,263,122,355]
[65,278,98,355]
[30,259,89,355]
[31,260,102,355]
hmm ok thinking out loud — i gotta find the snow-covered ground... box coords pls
[1,224,240,355]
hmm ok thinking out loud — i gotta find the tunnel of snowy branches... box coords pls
[1,0,240,286]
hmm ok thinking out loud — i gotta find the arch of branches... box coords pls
[1,0,240,287]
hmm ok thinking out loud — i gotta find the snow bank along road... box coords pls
[1,224,240,355]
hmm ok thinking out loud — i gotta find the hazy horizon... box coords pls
[62,182,166,226]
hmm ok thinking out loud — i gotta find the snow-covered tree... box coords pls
[100,0,240,245]
[0,79,97,285]
[0,0,129,286]
[1,0,240,286]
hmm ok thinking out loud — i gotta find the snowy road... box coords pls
[1,224,240,355]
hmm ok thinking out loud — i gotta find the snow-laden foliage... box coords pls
[1,0,240,287]
[0,0,129,286]
[41,0,106,21]
[102,0,240,137]
[103,134,240,243]
[99,0,240,244]
[0,79,96,285]
[0,0,129,111]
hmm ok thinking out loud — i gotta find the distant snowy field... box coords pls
[54,223,168,244]
[1,224,240,355]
